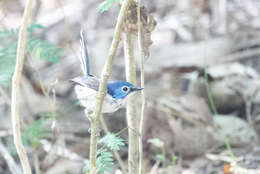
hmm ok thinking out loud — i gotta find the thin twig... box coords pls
[89,0,133,172]
[31,0,42,21]
[206,153,242,164]
[222,47,260,63]
[0,141,22,174]
[26,57,59,142]
[11,0,33,174]
[33,149,41,174]
[137,1,147,174]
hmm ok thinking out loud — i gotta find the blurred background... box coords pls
[1,0,260,173]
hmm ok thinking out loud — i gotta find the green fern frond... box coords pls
[27,38,64,63]
[97,0,120,13]
[98,132,125,151]
[84,133,125,174]
[27,23,45,32]
[0,23,64,86]
[83,148,114,174]
[0,22,43,39]
[0,29,19,39]
[97,148,114,174]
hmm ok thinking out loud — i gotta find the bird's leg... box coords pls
[88,127,91,133]
[84,109,93,133]
[84,109,92,122]
[84,110,100,136]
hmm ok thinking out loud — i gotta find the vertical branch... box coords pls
[137,1,146,174]
[124,20,139,174]
[89,0,133,172]
[11,0,33,174]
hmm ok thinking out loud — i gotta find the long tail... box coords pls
[80,29,91,76]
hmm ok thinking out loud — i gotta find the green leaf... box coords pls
[83,161,90,174]
[98,132,125,151]
[97,0,120,13]
[156,154,166,167]
[75,100,81,106]
[171,154,178,166]
[34,48,41,58]
[22,116,47,148]
[148,138,164,148]
[156,154,165,161]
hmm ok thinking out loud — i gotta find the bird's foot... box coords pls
[87,127,101,137]
[84,109,93,122]
[84,109,100,136]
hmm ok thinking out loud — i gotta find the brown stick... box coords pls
[11,0,33,174]
[89,0,133,172]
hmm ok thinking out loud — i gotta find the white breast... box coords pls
[74,85,125,114]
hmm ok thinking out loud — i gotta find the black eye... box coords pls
[122,86,129,92]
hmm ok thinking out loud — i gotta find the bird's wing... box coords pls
[70,76,100,91]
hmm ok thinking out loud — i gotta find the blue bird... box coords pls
[71,30,142,116]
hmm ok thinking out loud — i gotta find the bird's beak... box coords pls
[131,87,144,92]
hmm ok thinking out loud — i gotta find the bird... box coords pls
[71,29,143,118]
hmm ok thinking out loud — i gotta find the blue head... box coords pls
[107,81,143,99]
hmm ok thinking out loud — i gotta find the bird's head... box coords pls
[107,81,143,99]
